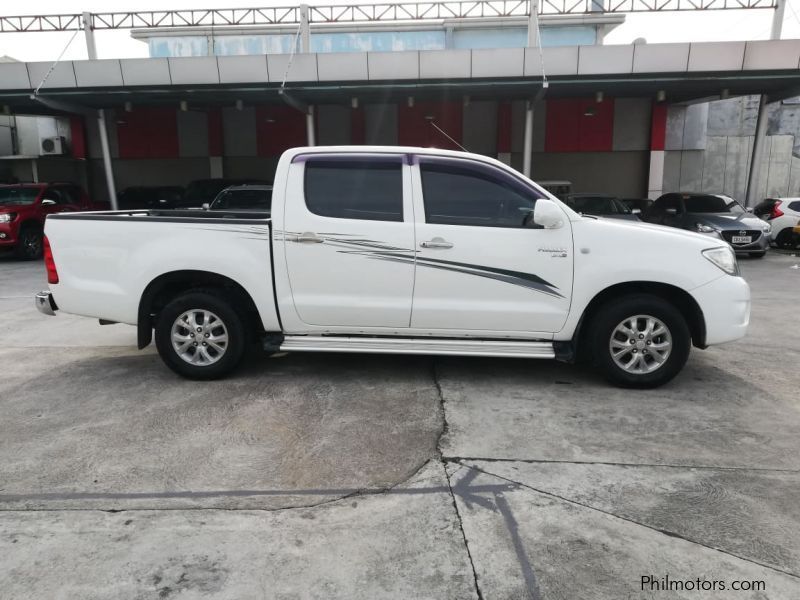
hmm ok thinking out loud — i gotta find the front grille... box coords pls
[721,230,761,245]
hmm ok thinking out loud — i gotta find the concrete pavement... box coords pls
[0,251,798,598]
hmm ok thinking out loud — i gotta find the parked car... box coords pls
[753,197,800,249]
[117,186,184,210]
[620,197,654,215]
[0,182,106,260]
[179,179,269,208]
[642,192,771,257]
[537,180,571,200]
[37,146,750,388]
[207,184,272,213]
[564,193,640,221]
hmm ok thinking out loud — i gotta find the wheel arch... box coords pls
[564,281,706,362]
[137,270,264,349]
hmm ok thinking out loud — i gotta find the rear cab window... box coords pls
[304,157,403,222]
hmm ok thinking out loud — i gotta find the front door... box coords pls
[280,153,416,330]
[409,156,573,335]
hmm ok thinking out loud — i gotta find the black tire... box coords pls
[154,289,246,380]
[589,294,691,388]
[773,228,795,250]
[14,225,43,260]
[749,251,766,258]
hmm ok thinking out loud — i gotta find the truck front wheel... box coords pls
[154,290,246,380]
[589,294,691,388]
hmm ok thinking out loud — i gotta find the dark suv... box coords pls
[0,183,106,259]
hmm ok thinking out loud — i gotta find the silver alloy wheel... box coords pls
[171,309,229,366]
[609,314,672,374]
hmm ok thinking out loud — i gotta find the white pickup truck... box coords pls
[36,146,750,387]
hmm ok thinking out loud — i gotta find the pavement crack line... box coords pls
[454,460,800,581]
[432,360,484,600]
[445,456,800,474]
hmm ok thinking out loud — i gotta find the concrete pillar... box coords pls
[522,100,534,178]
[746,95,769,208]
[299,4,311,53]
[527,0,540,48]
[306,106,316,146]
[771,0,786,40]
[83,11,118,210]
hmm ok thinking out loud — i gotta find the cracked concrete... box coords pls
[1,252,799,598]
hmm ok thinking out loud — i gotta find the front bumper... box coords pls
[35,291,58,316]
[691,275,750,346]
[699,230,769,254]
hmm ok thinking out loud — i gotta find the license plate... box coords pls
[731,236,751,244]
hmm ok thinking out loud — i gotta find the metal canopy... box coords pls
[0,0,778,33]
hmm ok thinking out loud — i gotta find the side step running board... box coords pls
[279,335,555,359]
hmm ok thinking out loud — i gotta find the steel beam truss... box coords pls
[0,0,778,33]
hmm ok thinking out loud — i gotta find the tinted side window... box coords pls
[788,201,800,212]
[420,160,541,228]
[304,159,403,222]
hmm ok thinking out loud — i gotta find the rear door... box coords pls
[409,156,573,335]
[280,153,416,330]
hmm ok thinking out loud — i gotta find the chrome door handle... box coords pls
[290,232,324,244]
[420,237,453,249]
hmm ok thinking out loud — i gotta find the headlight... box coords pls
[0,213,16,223]
[695,223,716,233]
[702,246,739,276]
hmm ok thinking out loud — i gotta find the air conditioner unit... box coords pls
[40,136,67,156]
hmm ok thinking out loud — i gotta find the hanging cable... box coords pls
[280,23,304,89]
[533,0,548,89]
[34,28,80,95]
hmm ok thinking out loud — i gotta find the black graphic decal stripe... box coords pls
[279,230,563,298]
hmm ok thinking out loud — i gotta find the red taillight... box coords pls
[770,201,784,219]
[43,235,59,284]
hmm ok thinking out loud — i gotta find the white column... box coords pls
[746,95,769,208]
[522,100,534,178]
[526,0,540,48]
[299,4,311,53]
[771,0,786,40]
[83,11,118,210]
[306,106,316,146]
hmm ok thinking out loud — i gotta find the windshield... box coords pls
[211,189,271,211]
[569,196,630,215]
[0,188,39,206]
[684,195,744,214]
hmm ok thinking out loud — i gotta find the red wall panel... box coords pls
[578,98,614,151]
[496,101,512,154]
[397,101,463,150]
[69,116,86,159]
[545,99,581,152]
[207,108,223,156]
[117,108,179,159]
[650,103,668,151]
[545,98,614,153]
[256,105,306,156]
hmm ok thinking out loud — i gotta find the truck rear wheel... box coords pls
[589,294,690,388]
[154,290,246,380]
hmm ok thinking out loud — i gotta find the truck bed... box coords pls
[45,208,279,332]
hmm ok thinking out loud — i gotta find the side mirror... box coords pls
[533,198,565,229]
[201,203,210,210]
[665,207,678,216]
[41,198,56,206]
